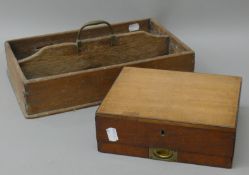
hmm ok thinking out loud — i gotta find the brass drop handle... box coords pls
[153,149,174,159]
[76,20,116,52]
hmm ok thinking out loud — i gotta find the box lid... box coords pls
[97,67,241,130]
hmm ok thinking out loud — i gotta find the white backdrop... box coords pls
[0,0,248,174]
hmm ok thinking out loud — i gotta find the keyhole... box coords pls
[161,129,165,136]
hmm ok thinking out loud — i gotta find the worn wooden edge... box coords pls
[97,142,232,168]
[25,51,194,84]
[5,41,29,117]
[22,100,102,119]
[95,113,236,133]
[231,79,243,160]
[150,18,194,53]
[4,42,27,83]
[18,31,169,64]
[6,69,27,117]
[234,79,243,129]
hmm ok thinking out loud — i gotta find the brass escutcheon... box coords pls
[153,149,173,159]
[149,148,177,162]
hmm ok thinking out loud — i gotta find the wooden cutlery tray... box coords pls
[5,18,195,118]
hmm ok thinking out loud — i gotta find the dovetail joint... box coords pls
[23,85,30,112]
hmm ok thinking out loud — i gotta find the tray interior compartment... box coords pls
[19,31,170,79]
[8,19,188,80]
[9,20,152,60]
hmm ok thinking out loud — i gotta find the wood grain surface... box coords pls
[6,18,195,118]
[19,31,169,79]
[96,115,236,158]
[96,67,241,168]
[97,142,233,168]
[98,67,242,128]
[10,19,151,60]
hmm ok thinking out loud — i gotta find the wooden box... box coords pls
[96,67,242,168]
[5,18,194,118]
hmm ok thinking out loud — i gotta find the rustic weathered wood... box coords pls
[19,32,169,79]
[5,18,195,118]
[96,67,242,168]
[5,42,28,114]
[25,55,194,116]
[10,19,151,60]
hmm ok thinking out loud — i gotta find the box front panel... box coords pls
[96,115,235,163]
[98,142,232,168]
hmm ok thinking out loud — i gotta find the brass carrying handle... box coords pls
[76,20,116,52]
[153,149,174,159]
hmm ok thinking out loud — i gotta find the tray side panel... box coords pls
[26,68,120,116]
[130,52,194,72]
[25,53,194,117]
[150,19,194,53]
